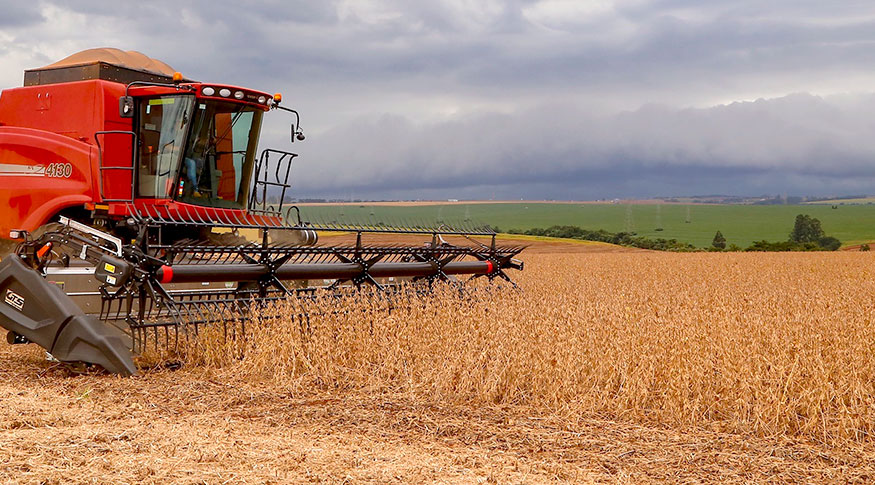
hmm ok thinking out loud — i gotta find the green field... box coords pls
[298,203,875,248]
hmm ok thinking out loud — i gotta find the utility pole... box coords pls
[624,203,635,233]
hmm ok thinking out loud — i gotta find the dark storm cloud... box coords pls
[291,93,875,198]
[4,1,875,198]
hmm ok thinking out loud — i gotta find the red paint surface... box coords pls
[158,265,173,283]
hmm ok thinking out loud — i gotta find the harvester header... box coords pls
[0,48,524,375]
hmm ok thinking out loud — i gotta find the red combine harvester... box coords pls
[0,49,523,375]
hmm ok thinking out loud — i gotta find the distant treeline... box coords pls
[503,214,842,252]
[505,226,697,251]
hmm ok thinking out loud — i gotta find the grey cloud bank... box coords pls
[2,0,875,199]
[296,93,875,200]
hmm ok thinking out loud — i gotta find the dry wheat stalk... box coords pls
[178,252,875,444]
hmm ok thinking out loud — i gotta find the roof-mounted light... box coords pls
[172,72,183,83]
[202,86,215,96]
[219,88,231,98]
[234,90,244,100]
[257,95,266,104]
[273,93,282,104]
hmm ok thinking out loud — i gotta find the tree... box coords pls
[817,236,841,251]
[711,230,726,250]
[789,214,825,243]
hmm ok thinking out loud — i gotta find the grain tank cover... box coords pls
[23,47,193,86]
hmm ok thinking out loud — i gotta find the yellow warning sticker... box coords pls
[148,98,176,106]
[104,263,116,273]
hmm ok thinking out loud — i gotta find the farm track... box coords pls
[2,248,875,483]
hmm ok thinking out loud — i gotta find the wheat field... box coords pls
[181,252,875,445]
[5,250,875,482]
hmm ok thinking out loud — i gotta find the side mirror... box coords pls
[291,124,305,142]
[276,106,305,143]
[119,96,134,118]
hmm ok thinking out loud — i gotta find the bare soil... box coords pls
[2,334,874,483]
[841,242,875,251]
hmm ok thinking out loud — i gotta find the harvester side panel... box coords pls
[0,80,129,141]
[0,79,134,236]
[0,127,93,235]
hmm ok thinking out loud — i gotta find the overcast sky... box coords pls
[3,0,875,199]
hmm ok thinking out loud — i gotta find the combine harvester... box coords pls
[0,49,524,376]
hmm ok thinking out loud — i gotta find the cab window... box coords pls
[136,96,193,199]
[177,100,262,209]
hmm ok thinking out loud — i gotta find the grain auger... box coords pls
[0,49,524,375]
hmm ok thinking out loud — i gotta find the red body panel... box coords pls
[0,126,94,235]
[109,199,282,227]
[0,80,131,235]
[129,84,272,110]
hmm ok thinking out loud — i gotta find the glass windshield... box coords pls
[177,100,263,209]
[136,95,194,199]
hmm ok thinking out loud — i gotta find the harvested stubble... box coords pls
[181,252,875,444]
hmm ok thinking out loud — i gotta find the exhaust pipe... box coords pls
[268,228,318,246]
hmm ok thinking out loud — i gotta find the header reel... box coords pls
[0,213,524,375]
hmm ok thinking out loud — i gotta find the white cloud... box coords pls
[523,0,617,25]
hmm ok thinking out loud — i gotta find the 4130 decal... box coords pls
[45,162,73,178]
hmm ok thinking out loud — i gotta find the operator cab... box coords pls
[135,93,262,209]
[0,48,306,240]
